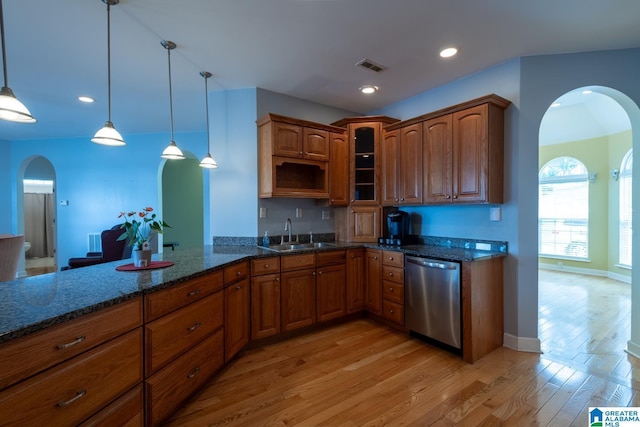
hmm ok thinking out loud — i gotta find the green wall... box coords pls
[539,130,631,279]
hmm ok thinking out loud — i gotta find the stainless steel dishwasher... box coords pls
[405,256,461,349]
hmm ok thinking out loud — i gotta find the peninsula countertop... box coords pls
[0,242,507,344]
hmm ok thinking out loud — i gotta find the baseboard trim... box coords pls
[626,340,640,360]
[539,263,631,284]
[503,333,541,353]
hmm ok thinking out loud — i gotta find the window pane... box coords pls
[539,157,589,258]
[619,149,632,266]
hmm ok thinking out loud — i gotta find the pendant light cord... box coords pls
[204,74,210,152]
[167,47,174,141]
[106,2,112,122]
[0,0,9,88]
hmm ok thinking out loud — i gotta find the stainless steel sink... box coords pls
[262,242,336,253]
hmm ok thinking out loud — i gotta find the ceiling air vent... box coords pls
[356,58,387,73]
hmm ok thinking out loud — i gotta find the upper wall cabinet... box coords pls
[389,94,511,205]
[381,123,423,206]
[257,114,345,198]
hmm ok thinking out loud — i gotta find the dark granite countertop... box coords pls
[0,241,506,344]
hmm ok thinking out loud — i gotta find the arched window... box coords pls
[619,149,632,267]
[539,156,589,259]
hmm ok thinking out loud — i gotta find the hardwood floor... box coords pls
[166,271,640,426]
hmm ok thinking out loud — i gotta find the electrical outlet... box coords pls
[558,261,563,268]
[321,211,330,220]
[259,207,267,218]
[296,208,302,218]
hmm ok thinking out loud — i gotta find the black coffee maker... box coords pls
[382,210,411,246]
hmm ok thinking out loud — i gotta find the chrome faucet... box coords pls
[282,218,293,244]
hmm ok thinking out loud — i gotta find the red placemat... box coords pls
[116,261,174,271]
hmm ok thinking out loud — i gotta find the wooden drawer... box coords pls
[383,265,404,284]
[0,298,142,391]
[0,328,142,426]
[144,271,223,322]
[145,329,224,427]
[382,300,404,326]
[80,384,143,427]
[224,261,249,284]
[251,256,280,276]
[145,292,223,376]
[383,280,404,304]
[281,253,315,271]
[316,249,346,267]
[382,250,403,267]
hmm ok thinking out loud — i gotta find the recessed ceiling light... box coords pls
[359,85,378,94]
[582,90,593,95]
[551,102,561,107]
[78,96,94,103]
[439,47,458,58]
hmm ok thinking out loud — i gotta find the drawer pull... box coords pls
[57,390,86,407]
[389,288,394,292]
[264,264,269,268]
[389,257,394,261]
[235,285,241,290]
[389,309,394,314]
[187,322,202,332]
[187,367,201,379]
[236,271,242,276]
[187,289,201,297]
[388,272,393,276]
[56,336,86,350]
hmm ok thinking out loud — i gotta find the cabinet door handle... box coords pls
[187,322,202,332]
[187,367,201,379]
[275,277,280,282]
[389,288,394,292]
[453,195,458,199]
[57,390,86,407]
[312,271,316,276]
[187,289,201,297]
[446,195,451,199]
[389,272,393,277]
[374,256,378,260]
[264,264,269,268]
[56,336,86,350]
[236,271,242,276]
[389,309,394,314]
[236,285,241,290]
[318,271,323,275]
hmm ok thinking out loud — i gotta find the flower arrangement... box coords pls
[118,207,170,250]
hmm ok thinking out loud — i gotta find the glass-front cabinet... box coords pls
[353,124,378,203]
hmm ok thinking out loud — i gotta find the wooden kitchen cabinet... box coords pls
[281,253,317,332]
[316,250,347,323]
[381,124,423,206]
[251,273,281,339]
[364,249,382,315]
[258,113,345,199]
[346,248,365,313]
[423,96,508,204]
[145,292,223,376]
[349,206,381,243]
[224,277,250,362]
[145,329,224,427]
[251,256,281,340]
[329,130,349,206]
[224,261,250,362]
[0,328,142,427]
[381,250,404,326]
[80,385,143,427]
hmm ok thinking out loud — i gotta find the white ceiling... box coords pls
[1,0,640,141]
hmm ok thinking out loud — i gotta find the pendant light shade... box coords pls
[199,71,218,169]
[92,0,125,146]
[0,0,35,123]
[160,40,184,160]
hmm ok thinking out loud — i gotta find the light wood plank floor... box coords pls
[166,271,640,426]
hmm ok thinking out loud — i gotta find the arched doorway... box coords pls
[160,151,204,250]
[538,85,638,366]
[21,156,57,276]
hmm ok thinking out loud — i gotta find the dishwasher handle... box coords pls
[406,257,458,270]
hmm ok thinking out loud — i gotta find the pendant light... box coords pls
[0,0,36,123]
[199,71,218,169]
[91,0,125,146]
[160,40,184,160]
